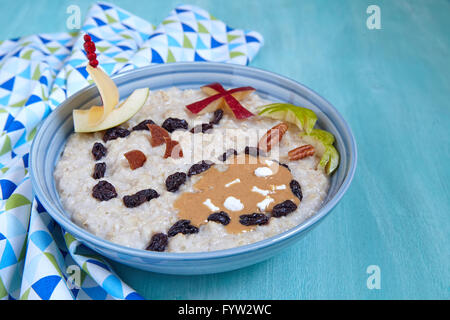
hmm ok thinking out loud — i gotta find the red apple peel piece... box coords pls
[186,82,255,119]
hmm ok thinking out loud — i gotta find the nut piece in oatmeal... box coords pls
[124,150,147,170]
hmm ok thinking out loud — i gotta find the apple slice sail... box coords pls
[74,88,149,132]
[186,83,255,119]
[85,65,120,125]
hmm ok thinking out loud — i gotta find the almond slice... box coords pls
[124,150,147,170]
[258,122,289,152]
[288,144,315,161]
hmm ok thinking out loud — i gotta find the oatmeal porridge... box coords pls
[54,84,335,252]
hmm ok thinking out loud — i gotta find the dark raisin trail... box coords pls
[271,200,298,217]
[146,233,168,252]
[123,189,159,208]
[92,181,117,201]
[190,123,213,134]
[209,109,224,125]
[132,119,155,131]
[92,162,106,179]
[102,126,130,142]
[207,211,231,225]
[161,117,188,133]
[244,146,266,157]
[187,160,214,177]
[219,149,237,162]
[280,162,291,171]
[92,142,107,160]
[165,172,187,192]
[168,220,199,237]
[273,160,290,171]
[290,180,303,201]
[239,213,269,226]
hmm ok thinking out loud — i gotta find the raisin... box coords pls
[161,117,188,133]
[103,126,130,142]
[92,181,117,201]
[132,119,155,131]
[165,172,187,192]
[146,233,168,252]
[271,200,297,217]
[92,142,107,160]
[244,146,266,157]
[123,189,159,208]
[190,123,213,134]
[168,220,199,237]
[209,109,224,125]
[239,213,269,226]
[207,211,231,225]
[187,160,214,177]
[92,162,106,179]
[290,180,303,201]
[219,149,238,162]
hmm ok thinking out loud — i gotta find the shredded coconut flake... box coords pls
[257,197,274,212]
[270,184,287,191]
[252,186,271,196]
[254,167,273,177]
[225,178,241,188]
[223,196,244,211]
[203,198,220,212]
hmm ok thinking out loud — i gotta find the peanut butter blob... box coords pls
[174,154,300,233]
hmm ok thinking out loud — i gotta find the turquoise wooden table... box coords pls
[2,0,448,299]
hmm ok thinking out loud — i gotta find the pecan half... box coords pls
[288,144,315,160]
[124,150,147,170]
[258,122,289,152]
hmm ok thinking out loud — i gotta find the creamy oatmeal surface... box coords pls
[54,88,329,252]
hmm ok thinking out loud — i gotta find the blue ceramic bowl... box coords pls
[30,62,357,275]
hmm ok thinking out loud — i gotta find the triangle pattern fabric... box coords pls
[0,1,263,300]
[129,4,263,68]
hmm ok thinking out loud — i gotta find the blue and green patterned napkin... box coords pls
[0,2,263,300]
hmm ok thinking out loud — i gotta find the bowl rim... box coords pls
[30,61,357,261]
